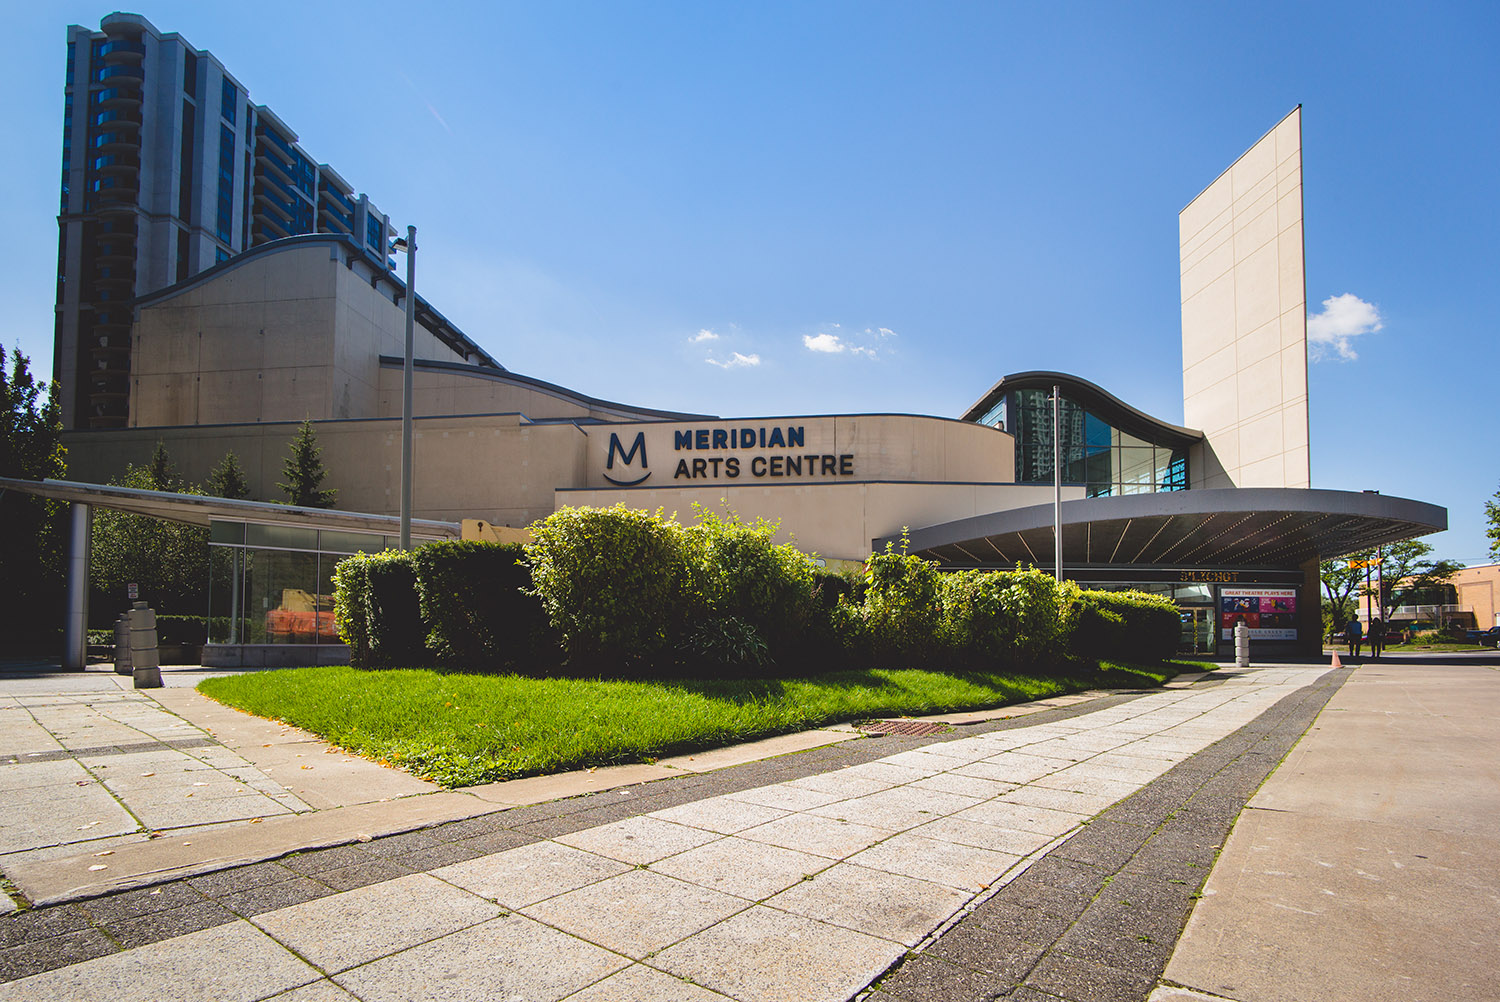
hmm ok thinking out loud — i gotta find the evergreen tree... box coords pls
[144,439,181,491]
[0,344,67,644]
[278,420,337,508]
[206,451,251,500]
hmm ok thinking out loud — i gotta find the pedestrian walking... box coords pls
[1344,617,1363,659]
[1368,617,1385,659]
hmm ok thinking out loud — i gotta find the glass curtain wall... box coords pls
[207,522,396,646]
[985,389,1188,496]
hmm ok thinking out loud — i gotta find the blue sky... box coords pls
[4,2,1495,563]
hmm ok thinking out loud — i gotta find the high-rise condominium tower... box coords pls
[57,12,395,428]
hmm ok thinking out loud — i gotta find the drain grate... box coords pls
[855,719,953,737]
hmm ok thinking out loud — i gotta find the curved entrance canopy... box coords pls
[879,488,1447,569]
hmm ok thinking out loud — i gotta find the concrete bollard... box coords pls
[1234,620,1250,668]
[128,601,163,689]
[113,613,133,675]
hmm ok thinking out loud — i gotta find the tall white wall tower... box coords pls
[1179,107,1310,490]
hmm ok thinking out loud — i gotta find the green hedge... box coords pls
[332,550,425,668]
[412,541,558,669]
[1069,589,1180,664]
[332,507,1183,673]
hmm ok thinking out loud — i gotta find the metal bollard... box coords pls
[1233,620,1250,668]
[114,612,133,675]
[128,601,163,689]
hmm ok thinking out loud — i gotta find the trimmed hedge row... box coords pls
[332,543,555,670]
[332,505,1182,673]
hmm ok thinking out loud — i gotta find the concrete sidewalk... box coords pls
[1154,662,1500,1002]
[0,664,1333,1001]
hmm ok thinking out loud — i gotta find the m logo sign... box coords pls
[604,431,650,486]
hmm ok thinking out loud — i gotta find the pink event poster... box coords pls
[1220,587,1298,640]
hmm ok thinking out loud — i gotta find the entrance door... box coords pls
[1178,606,1215,655]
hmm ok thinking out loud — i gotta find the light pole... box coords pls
[1052,384,1062,582]
[391,226,416,550]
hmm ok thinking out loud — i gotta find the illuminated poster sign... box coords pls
[601,424,856,485]
[1220,587,1297,641]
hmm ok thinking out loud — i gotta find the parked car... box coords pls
[1474,626,1500,648]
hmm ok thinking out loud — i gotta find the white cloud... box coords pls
[1307,293,1383,361]
[706,351,760,369]
[803,333,846,353]
[690,328,720,343]
[803,324,895,359]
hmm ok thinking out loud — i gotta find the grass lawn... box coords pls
[198,660,1202,788]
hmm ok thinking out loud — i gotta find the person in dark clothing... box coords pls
[1368,617,1386,659]
[1344,618,1363,658]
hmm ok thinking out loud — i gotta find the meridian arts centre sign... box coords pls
[603,423,855,486]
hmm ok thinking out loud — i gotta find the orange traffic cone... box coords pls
[1331,650,1343,668]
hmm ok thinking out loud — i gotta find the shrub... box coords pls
[525,505,697,668]
[683,505,816,664]
[940,568,1077,669]
[1069,589,1180,664]
[863,542,944,664]
[680,615,771,669]
[332,550,425,667]
[411,540,559,669]
[332,553,372,664]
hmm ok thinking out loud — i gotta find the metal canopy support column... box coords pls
[63,502,91,671]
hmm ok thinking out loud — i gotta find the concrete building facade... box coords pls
[57,13,395,430]
[1180,107,1310,491]
[41,73,1447,663]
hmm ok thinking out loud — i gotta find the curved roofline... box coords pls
[0,477,461,537]
[879,488,1447,567]
[377,356,714,423]
[962,371,1202,449]
[134,234,504,371]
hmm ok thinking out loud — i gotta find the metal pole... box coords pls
[63,502,91,671]
[400,225,416,551]
[1052,384,1062,582]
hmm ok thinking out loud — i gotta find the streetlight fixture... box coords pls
[390,226,416,550]
[1051,384,1062,582]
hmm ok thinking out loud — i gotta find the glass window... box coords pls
[245,523,318,550]
[184,51,198,97]
[318,530,387,554]
[209,520,245,544]
[244,550,322,644]
[207,546,245,643]
[220,78,236,124]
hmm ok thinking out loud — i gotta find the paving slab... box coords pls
[650,835,830,900]
[522,867,750,956]
[554,813,721,864]
[332,912,628,1002]
[657,728,858,772]
[1162,663,1500,1002]
[0,919,319,1002]
[765,861,972,946]
[10,790,495,905]
[252,872,501,973]
[430,840,632,907]
[561,963,734,1001]
[657,904,905,1002]
[464,762,680,804]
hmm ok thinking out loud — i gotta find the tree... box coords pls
[90,445,210,618]
[1486,481,1499,560]
[144,440,182,491]
[0,344,67,643]
[1364,539,1463,624]
[1319,555,1364,632]
[205,450,251,500]
[277,420,337,508]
